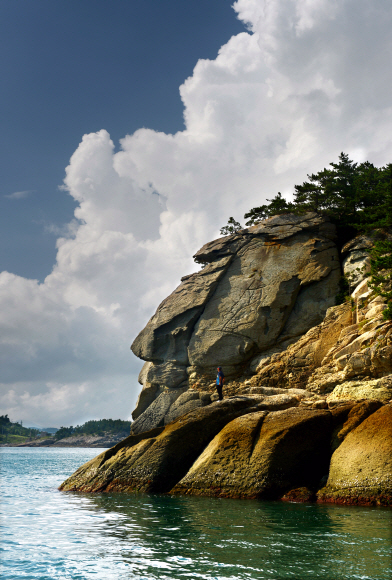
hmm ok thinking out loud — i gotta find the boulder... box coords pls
[335,400,383,443]
[326,376,392,403]
[255,393,301,411]
[130,389,186,435]
[164,390,211,424]
[172,407,332,499]
[60,397,258,494]
[244,386,311,398]
[281,487,315,502]
[59,426,166,492]
[317,404,392,506]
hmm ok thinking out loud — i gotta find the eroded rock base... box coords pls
[60,397,392,507]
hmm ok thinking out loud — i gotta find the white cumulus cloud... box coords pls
[1,0,392,426]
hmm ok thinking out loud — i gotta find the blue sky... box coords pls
[2,0,392,427]
[0,0,244,281]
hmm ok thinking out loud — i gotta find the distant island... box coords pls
[0,416,131,448]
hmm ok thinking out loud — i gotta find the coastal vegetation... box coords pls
[0,415,131,445]
[0,415,40,445]
[54,418,131,441]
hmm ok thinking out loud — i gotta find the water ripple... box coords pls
[1,448,391,580]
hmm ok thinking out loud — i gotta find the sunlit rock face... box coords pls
[317,403,392,506]
[131,213,340,410]
[172,407,332,499]
[341,234,372,289]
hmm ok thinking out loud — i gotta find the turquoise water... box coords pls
[1,448,391,580]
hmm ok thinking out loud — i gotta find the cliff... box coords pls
[131,212,340,426]
[60,213,392,506]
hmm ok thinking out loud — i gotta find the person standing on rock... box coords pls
[216,367,225,401]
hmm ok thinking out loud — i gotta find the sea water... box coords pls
[1,448,391,580]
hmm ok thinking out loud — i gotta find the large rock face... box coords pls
[60,397,392,505]
[131,213,340,422]
[172,407,332,499]
[60,380,391,506]
[247,279,392,402]
[317,404,392,506]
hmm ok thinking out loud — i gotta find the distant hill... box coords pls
[1,415,131,447]
[54,418,131,441]
[0,415,41,445]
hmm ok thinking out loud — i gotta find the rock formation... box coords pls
[317,404,392,505]
[172,407,332,499]
[131,212,340,428]
[60,213,392,507]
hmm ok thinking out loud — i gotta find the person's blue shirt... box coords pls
[216,370,224,385]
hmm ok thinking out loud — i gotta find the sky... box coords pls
[1,0,392,428]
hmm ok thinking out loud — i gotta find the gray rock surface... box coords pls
[188,218,340,375]
[132,382,159,420]
[131,256,233,366]
[164,390,212,424]
[131,213,340,432]
[131,389,186,435]
[342,237,371,288]
[142,361,188,389]
[340,233,391,289]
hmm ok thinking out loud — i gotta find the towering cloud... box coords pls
[2,0,392,425]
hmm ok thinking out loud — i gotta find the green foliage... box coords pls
[0,416,40,443]
[244,192,295,226]
[54,418,131,441]
[239,153,391,232]
[219,217,242,236]
[335,276,351,305]
[368,238,392,320]
[54,426,74,440]
[353,163,392,231]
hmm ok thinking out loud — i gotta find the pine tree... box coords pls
[219,217,243,236]
[243,193,294,226]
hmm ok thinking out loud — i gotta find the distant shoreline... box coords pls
[0,433,127,449]
[0,443,112,448]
